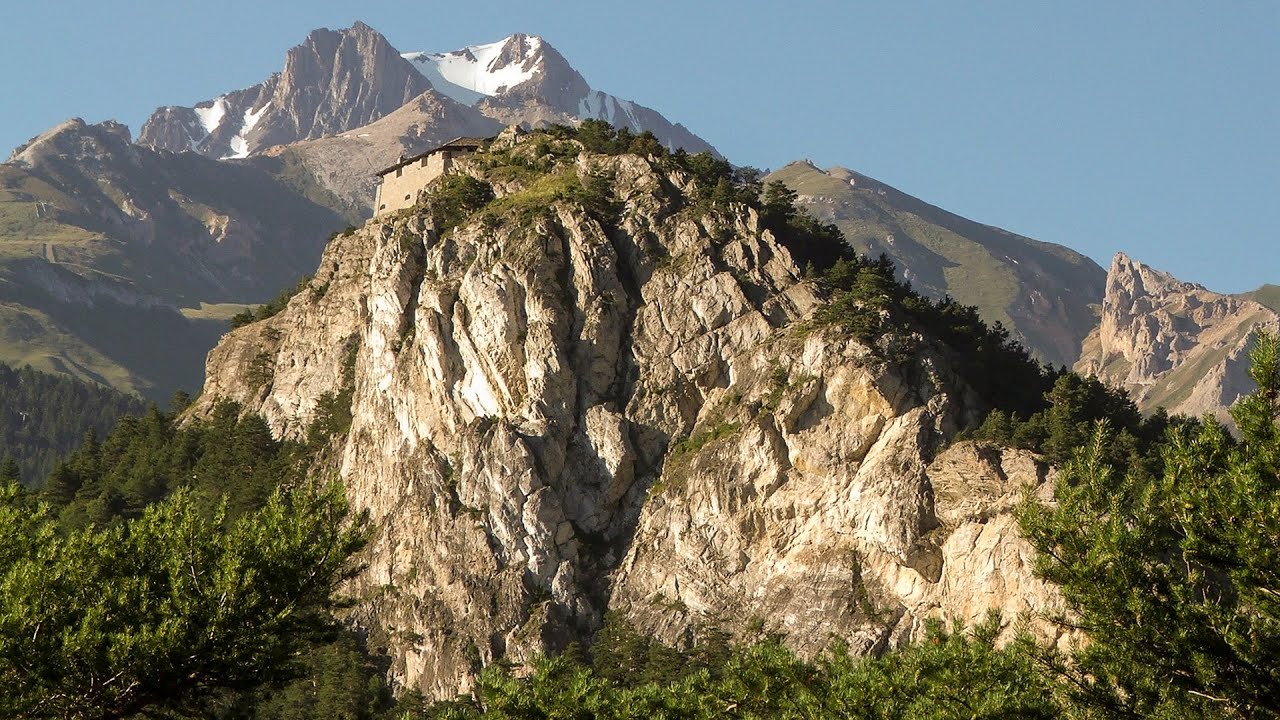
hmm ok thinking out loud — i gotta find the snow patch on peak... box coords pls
[402,34,545,106]
[223,103,270,160]
[193,97,227,136]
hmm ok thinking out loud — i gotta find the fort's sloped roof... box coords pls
[376,136,490,177]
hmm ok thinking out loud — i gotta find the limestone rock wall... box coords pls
[197,143,1065,698]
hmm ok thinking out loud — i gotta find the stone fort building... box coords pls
[373,137,488,217]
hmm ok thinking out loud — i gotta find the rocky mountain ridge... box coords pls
[194,133,1064,698]
[1076,252,1278,419]
[138,22,438,160]
[138,23,716,199]
[404,33,716,157]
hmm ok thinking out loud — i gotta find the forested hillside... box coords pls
[0,361,146,485]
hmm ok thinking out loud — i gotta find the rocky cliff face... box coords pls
[138,22,436,159]
[1076,253,1278,419]
[196,136,1063,698]
[769,161,1106,368]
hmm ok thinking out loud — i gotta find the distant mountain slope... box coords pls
[769,161,1105,368]
[248,90,503,213]
[1,118,343,398]
[0,361,146,486]
[1076,253,1278,420]
[403,34,717,156]
[1242,284,1280,313]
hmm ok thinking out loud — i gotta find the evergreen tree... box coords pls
[0,481,366,719]
[1020,331,1280,718]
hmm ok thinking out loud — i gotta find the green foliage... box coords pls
[969,370,1174,466]
[217,632,395,720]
[231,275,314,329]
[0,361,145,485]
[811,251,1052,419]
[670,422,742,457]
[1019,331,1280,718]
[47,400,303,527]
[424,174,497,234]
[421,613,1057,719]
[572,120,666,158]
[0,479,365,720]
[480,170,581,226]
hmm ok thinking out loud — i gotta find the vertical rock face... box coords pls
[139,22,434,159]
[196,137,1064,698]
[1076,253,1278,419]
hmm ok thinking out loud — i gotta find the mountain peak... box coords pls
[402,34,552,106]
[7,118,133,169]
[401,33,717,155]
[139,21,433,159]
[1079,253,1277,419]
[1109,251,1203,295]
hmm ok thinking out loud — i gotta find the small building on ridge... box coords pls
[373,137,488,217]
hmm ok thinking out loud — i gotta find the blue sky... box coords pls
[1,1,1276,293]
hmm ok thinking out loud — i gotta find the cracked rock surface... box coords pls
[196,142,1065,698]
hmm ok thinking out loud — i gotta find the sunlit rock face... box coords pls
[1076,252,1279,421]
[197,138,1065,698]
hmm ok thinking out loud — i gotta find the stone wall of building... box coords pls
[375,152,451,216]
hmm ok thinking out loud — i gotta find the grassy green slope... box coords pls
[1243,284,1280,313]
[769,161,1105,367]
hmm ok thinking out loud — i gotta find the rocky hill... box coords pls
[193,131,1063,698]
[1076,252,1278,420]
[769,161,1106,368]
[0,118,343,398]
[1243,283,1280,313]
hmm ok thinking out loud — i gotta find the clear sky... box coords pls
[1,1,1275,293]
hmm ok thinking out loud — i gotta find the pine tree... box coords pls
[0,482,366,719]
[1020,330,1280,718]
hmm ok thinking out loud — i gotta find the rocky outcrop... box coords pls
[139,22,436,159]
[196,137,1064,698]
[1075,253,1278,419]
[769,161,1106,368]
